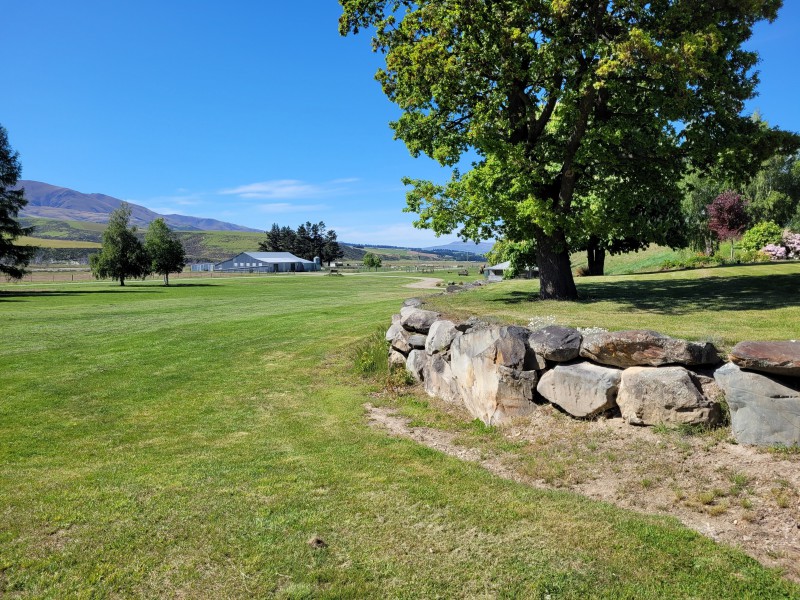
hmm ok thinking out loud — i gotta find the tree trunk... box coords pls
[120,277,125,286]
[536,230,578,300]
[586,237,606,276]
[164,273,169,286]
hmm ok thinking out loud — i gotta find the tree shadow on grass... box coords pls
[493,269,800,315]
[0,282,222,302]
[0,288,166,302]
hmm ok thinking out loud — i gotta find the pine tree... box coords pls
[0,125,36,279]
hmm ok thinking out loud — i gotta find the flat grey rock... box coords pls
[405,349,428,382]
[537,362,621,418]
[390,329,412,354]
[389,349,407,368]
[528,325,582,362]
[580,330,719,368]
[425,320,458,355]
[617,366,720,426]
[408,334,427,349]
[729,341,800,377]
[400,306,441,334]
[715,362,800,446]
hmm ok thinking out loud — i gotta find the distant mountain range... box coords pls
[18,181,260,232]
[423,241,494,254]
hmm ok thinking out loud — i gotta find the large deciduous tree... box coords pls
[0,125,36,279]
[144,217,186,286]
[90,203,150,286]
[340,0,798,299]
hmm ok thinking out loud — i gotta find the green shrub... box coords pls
[353,328,390,377]
[735,249,770,263]
[740,222,783,252]
[660,252,726,271]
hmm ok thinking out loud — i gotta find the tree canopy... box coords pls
[90,203,150,286]
[0,125,36,279]
[260,221,344,264]
[362,252,382,270]
[340,0,798,299]
[144,217,186,286]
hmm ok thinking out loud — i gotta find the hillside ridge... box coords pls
[18,180,260,232]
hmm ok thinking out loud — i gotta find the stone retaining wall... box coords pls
[387,299,800,447]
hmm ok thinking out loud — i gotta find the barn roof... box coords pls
[486,261,510,271]
[240,252,316,264]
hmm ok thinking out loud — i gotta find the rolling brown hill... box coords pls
[18,180,259,232]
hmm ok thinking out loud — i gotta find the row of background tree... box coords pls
[259,222,344,265]
[90,204,186,286]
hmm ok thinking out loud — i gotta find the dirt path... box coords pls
[366,401,800,582]
[403,277,443,289]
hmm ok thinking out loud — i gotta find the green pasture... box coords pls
[15,235,102,249]
[1,268,799,598]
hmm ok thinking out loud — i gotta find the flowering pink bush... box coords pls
[784,232,800,259]
[761,244,787,260]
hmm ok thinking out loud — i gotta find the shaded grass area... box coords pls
[425,262,800,348]
[1,275,798,597]
[570,244,684,275]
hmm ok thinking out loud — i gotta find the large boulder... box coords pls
[580,330,719,368]
[389,349,407,369]
[715,362,800,446]
[405,349,428,382]
[390,329,412,355]
[729,341,800,378]
[617,366,720,426]
[528,326,582,362]
[400,306,442,334]
[423,354,459,403]
[536,362,621,418]
[408,334,427,349]
[425,320,458,355]
[403,297,425,308]
[385,315,403,342]
[450,326,537,425]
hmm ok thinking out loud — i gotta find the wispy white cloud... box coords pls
[220,178,358,200]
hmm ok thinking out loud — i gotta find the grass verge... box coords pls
[1,273,798,597]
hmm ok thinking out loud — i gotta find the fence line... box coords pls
[3,263,482,285]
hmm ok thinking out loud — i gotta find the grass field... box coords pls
[15,235,102,249]
[2,269,799,597]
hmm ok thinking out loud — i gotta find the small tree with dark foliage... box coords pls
[144,217,186,286]
[707,191,750,260]
[90,203,150,286]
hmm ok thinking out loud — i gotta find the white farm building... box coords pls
[215,252,320,273]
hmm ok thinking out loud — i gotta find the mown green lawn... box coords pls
[427,262,800,350]
[1,271,798,598]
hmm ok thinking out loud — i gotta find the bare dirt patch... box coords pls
[403,277,443,290]
[366,398,800,582]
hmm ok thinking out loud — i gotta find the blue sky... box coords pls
[2,2,799,245]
